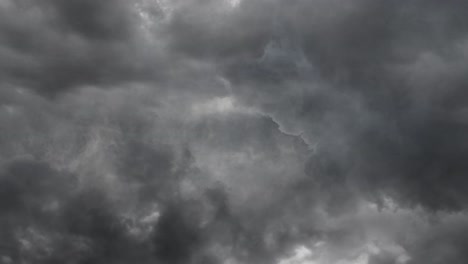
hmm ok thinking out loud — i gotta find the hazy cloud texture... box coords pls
[1,0,468,263]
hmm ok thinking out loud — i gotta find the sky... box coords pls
[1,0,468,263]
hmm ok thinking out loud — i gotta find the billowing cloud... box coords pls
[1,0,468,263]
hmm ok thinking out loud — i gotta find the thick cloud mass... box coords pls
[1,0,468,263]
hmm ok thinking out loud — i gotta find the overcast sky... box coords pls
[1,0,468,263]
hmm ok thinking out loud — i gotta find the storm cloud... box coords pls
[1,0,468,263]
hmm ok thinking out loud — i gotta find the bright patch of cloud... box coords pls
[191,96,258,117]
[227,0,241,8]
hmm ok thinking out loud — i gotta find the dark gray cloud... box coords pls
[0,0,168,95]
[1,0,468,263]
[209,0,468,213]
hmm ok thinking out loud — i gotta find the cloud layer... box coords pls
[1,0,468,263]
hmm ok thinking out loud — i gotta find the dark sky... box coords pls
[1,0,468,263]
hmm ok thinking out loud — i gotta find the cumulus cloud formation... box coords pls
[1,0,468,263]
